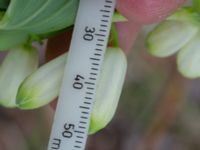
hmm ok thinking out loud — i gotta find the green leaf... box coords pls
[0,0,79,50]
[0,0,9,10]
[0,46,39,107]
[177,32,200,78]
[146,20,198,57]
[193,0,200,14]
[0,11,4,20]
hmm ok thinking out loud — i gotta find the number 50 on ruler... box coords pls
[48,0,116,150]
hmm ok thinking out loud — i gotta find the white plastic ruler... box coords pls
[48,0,116,149]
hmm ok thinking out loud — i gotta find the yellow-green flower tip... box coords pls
[16,53,67,109]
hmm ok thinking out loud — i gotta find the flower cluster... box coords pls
[0,0,127,134]
[146,6,200,78]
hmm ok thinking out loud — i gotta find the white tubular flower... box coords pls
[0,46,39,107]
[89,48,127,134]
[177,32,200,78]
[16,53,67,109]
[146,20,198,57]
[146,7,200,79]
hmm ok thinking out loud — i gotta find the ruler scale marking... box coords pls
[48,0,116,150]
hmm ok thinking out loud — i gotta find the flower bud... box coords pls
[146,20,198,57]
[177,32,200,78]
[17,47,127,134]
[17,53,67,109]
[89,48,127,134]
[0,46,38,107]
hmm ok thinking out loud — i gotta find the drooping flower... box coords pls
[146,7,200,78]
[0,46,38,107]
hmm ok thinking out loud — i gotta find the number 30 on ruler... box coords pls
[48,0,116,150]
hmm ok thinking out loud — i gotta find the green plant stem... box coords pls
[110,23,119,47]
